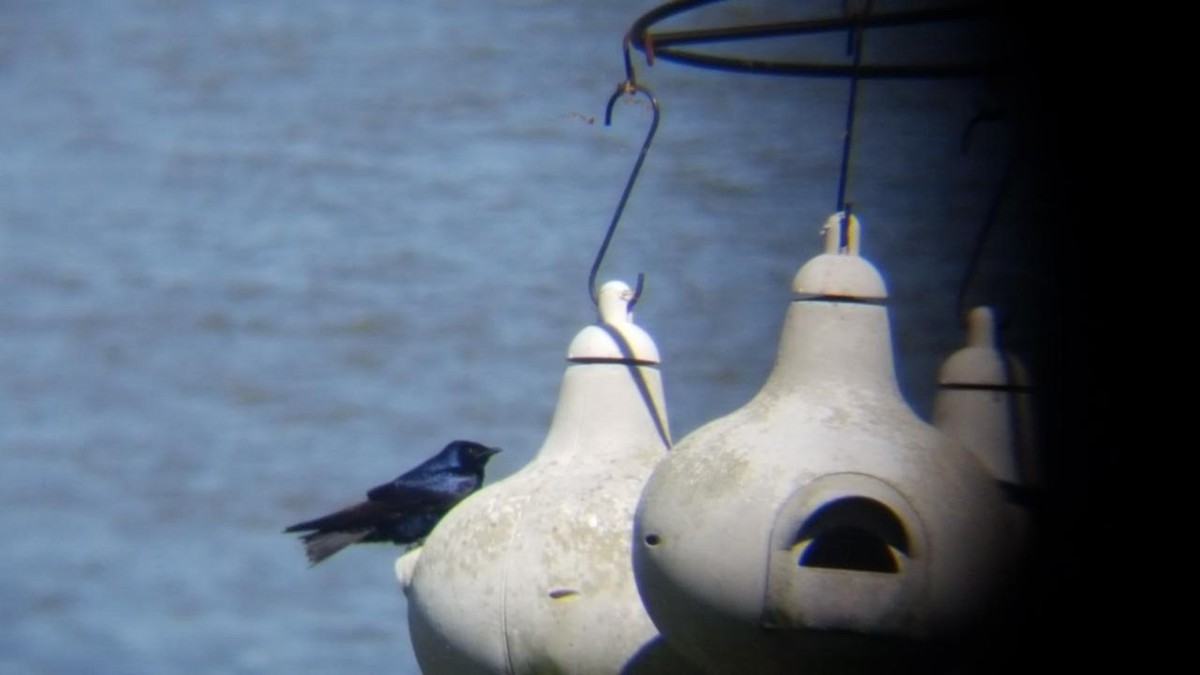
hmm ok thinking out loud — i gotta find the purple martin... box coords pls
[284,440,501,565]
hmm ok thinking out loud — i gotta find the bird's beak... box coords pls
[485,446,502,457]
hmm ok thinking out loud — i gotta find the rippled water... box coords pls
[1,2,1046,673]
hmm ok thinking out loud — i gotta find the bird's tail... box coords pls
[299,529,372,566]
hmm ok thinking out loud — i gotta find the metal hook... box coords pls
[960,84,1004,154]
[956,87,1014,326]
[588,77,660,310]
[955,142,1015,326]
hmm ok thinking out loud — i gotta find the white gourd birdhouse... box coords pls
[398,280,698,674]
[631,213,1016,674]
[933,305,1039,552]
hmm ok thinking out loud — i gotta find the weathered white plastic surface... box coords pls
[632,214,1015,674]
[792,212,887,300]
[401,281,696,674]
[567,281,660,363]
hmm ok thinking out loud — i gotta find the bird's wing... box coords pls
[365,472,478,508]
[283,499,395,534]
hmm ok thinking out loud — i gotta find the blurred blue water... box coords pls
[1,1,1035,673]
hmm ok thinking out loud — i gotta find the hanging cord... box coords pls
[835,0,873,250]
[589,38,661,310]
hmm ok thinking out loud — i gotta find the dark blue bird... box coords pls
[284,440,501,565]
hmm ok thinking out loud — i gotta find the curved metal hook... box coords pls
[955,147,1015,325]
[960,90,1004,154]
[956,87,1014,325]
[588,80,660,310]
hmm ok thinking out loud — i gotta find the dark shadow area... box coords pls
[796,497,909,573]
[620,635,707,675]
[948,3,1111,672]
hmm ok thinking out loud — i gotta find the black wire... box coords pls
[626,1,995,79]
[836,2,871,222]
